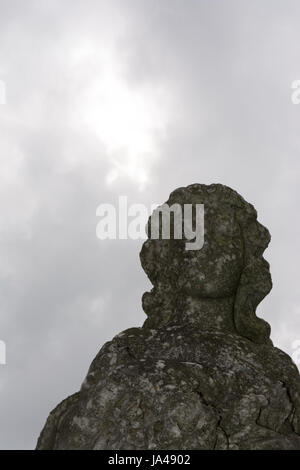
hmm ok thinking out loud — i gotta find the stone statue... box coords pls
[36,184,300,450]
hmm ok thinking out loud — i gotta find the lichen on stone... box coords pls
[36,184,300,450]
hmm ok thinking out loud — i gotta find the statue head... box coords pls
[140,184,272,344]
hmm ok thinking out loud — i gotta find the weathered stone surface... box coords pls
[36,184,300,450]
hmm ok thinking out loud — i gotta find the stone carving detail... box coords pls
[36,184,300,450]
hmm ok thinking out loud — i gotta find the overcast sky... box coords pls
[1,0,300,449]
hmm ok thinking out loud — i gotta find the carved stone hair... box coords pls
[140,184,272,345]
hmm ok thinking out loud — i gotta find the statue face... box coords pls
[177,206,244,298]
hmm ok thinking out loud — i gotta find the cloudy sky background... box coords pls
[0,0,300,449]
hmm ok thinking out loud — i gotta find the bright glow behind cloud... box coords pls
[69,40,168,190]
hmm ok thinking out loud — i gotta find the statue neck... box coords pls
[170,295,236,333]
